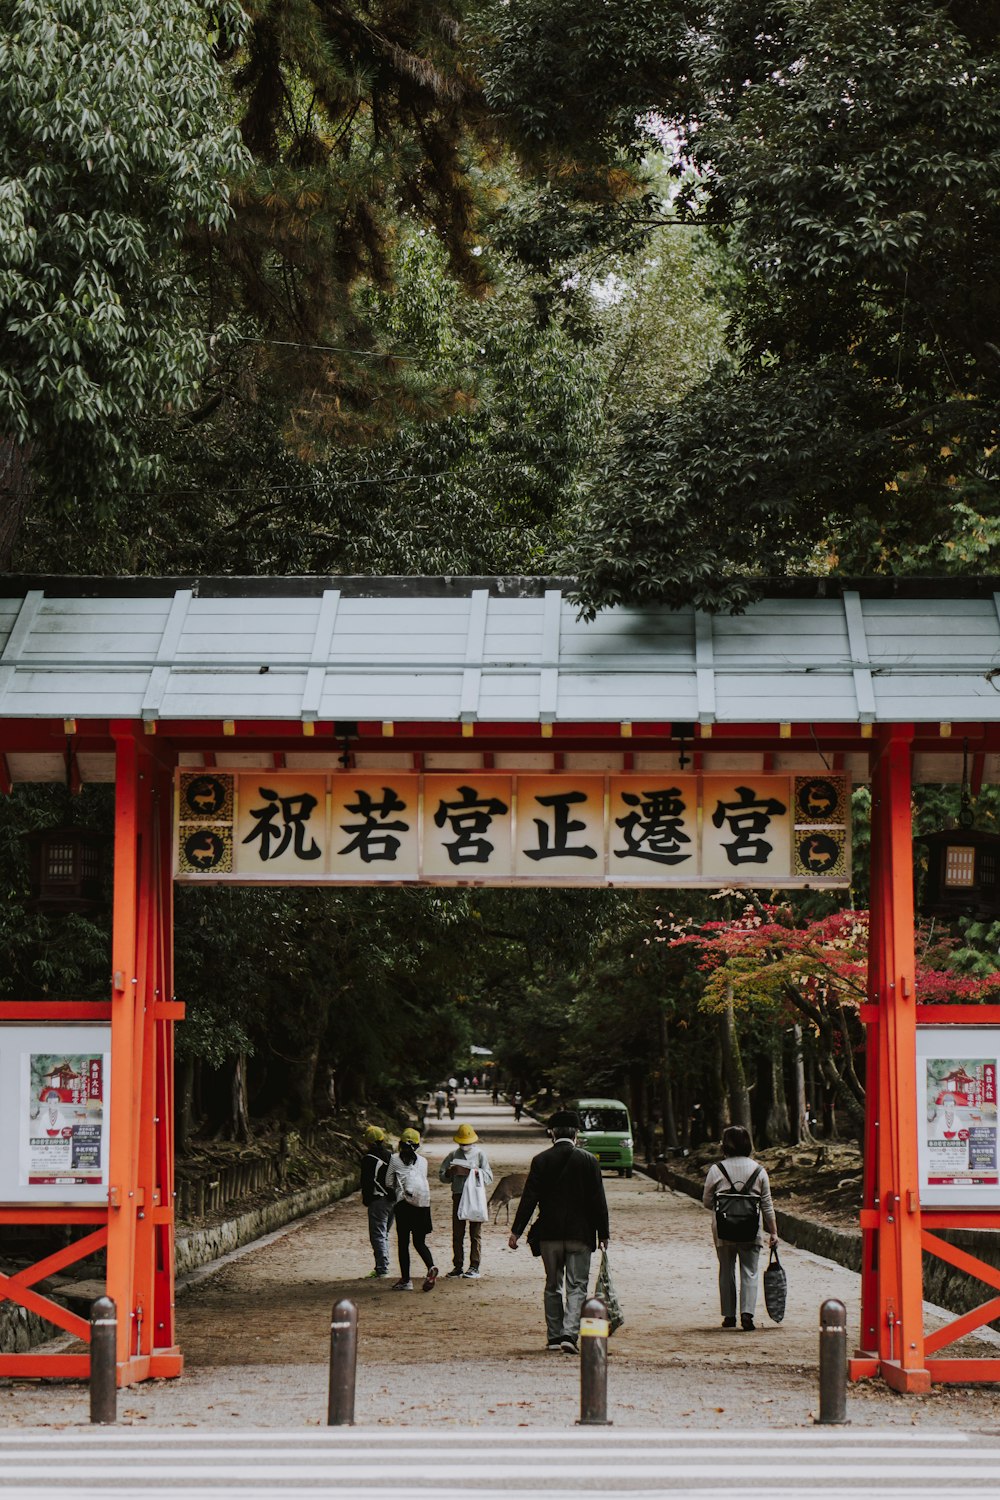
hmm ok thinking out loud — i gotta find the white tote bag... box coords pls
[457,1167,488,1222]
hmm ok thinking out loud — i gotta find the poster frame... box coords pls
[0,1023,111,1206]
[917,1025,1000,1208]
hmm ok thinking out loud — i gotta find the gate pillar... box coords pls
[864,726,929,1392]
[106,724,182,1384]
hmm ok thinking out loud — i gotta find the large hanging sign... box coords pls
[0,1026,111,1205]
[917,1029,1000,1207]
[175,770,850,888]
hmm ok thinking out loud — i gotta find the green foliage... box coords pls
[564,356,885,615]
[496,0,1000,610]
[0,786,111,999]
[476,0,689,169]
[0,0,248,519]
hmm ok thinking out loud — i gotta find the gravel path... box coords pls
[4,1101,1000,1431]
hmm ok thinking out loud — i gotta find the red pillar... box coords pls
[869,727,929,1391]
[106,725,181,1383]
[857,1007,879,1361]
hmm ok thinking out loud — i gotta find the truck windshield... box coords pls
[580,1109,629,1133]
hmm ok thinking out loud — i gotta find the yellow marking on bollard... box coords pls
[580,1318,609,1338]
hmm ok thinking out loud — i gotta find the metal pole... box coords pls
[89,1296,117,1426]
[577,1295,612,1426]
[817,1297,849,1425]
[327,1297,358,1426]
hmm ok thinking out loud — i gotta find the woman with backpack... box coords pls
[702,1125,778,1331]
[386,1128,439,1292]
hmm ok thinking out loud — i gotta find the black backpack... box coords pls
[713,1162,762,1243]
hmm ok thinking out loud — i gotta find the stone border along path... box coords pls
[5,1098,1000,1431]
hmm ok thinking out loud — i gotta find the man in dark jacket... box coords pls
[508,1111,610,1353]
[360,1125,394,1278]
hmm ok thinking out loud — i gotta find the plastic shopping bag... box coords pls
[595,1249,624,1334]
[457,1167,489,1222]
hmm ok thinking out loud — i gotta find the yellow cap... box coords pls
[364,1125,385,1143]
[453,1123,478,1145]
[400,1127,421,1146]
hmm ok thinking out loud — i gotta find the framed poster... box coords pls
[0,1025,111,1204]
[917,1027,1000,1207]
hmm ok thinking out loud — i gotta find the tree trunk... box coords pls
[176,1055,196,1152]
[718,987,752,1130]
[794,1025,817,1145]
[713,1035,730,1136]
[659,1010,679,1148]
[280,1039,321,1121]
[765,1043,791,1145]
[0,437,33,569]
[231,1052,252,1142]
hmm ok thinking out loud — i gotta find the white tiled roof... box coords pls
[0,579,998,726]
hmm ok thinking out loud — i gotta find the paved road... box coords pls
[4,1099,1000,1436]
[1,1427,1000,1497]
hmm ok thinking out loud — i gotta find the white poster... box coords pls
[23,1052,106,1186]
[917,1028,1000,1206]
[0,1026,111,1204]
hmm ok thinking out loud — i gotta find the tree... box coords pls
[477,0,1000,611]
[668,901,1000,1138]
[0,0,248,563]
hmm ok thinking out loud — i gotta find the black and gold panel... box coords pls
[794,776,846,825]
[794,827,847,879]
[178,773,235,874]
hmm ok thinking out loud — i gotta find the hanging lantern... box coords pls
[920,747,1000,919]
[25,825,106,915]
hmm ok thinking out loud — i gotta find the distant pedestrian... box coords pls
[471,1074,479,1093]
[440,1123,494,1279]
[447,1088,457,1120]
[512,1090,523,1122]
[702,1124,778,1331]
[360,1125,395,1279]
[491,1082,500,1106]
[434,1087,446,1120]
[386,1128,438,1292]
[509,1111,609,1354]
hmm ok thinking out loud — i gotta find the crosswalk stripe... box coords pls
[0,1430,996,1496]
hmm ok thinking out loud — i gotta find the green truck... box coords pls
[565,1097,634,1177]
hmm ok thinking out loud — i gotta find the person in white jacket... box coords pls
[439,1123,494,1279]
[386,1128,438,1292]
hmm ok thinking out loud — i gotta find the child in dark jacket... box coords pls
[361,1125,395,1278]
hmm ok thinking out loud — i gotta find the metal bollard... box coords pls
[577,1295,612,1426]
[817,1298,849,1425]
[327,1297,358,1426]
[89,1296,117,1426]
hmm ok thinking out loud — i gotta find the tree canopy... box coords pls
[0,0,248,563]
[478,0,1000,610]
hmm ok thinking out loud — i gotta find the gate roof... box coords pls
[1,575,999,784]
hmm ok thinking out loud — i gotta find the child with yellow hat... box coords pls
[386,1128,438,1291]
[439,1123,494,1278]
[360,1124,394,1278]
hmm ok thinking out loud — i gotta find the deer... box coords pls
[804,838,834,870]
[805,788,834,816]
[188,834,220,867]
[489,1171,527,1223]
[191,787,221,811]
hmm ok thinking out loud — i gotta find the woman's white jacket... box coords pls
[387,1152,431,1208]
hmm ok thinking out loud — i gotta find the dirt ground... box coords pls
[4,1100,1000,1431]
